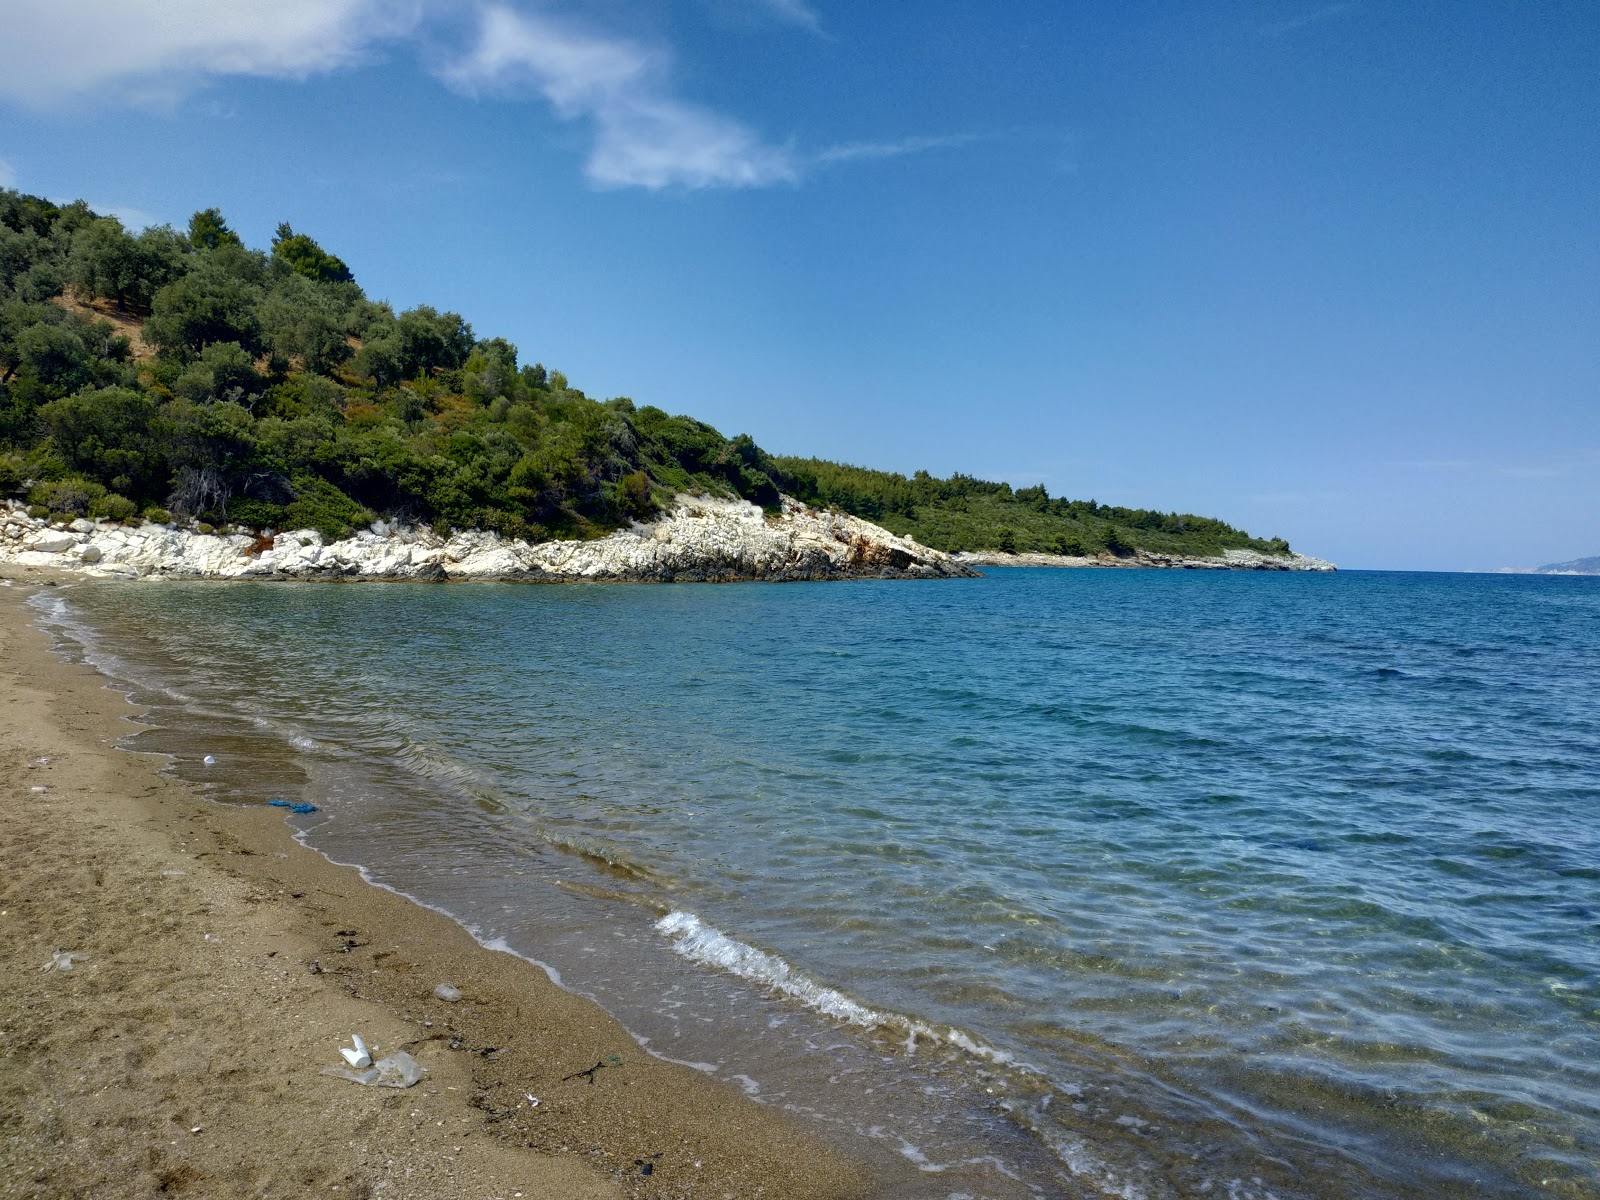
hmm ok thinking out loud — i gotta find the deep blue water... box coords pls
[42,568,1600,1199]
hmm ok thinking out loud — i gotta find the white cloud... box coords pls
[436,5,798,190]
[0,157,15,188]
[815,133,976,166]
[1258,3,1359,39]
[0,0,421,107]
[0,1,972,192]
[750,0,822,32]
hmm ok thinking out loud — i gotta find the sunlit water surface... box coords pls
[37,568,1600,1199]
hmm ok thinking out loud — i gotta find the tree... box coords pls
[143,261,264,356]
[39,386,163,497]
[271,223,353,284]
[188,208,242,251]
[355,305,474,384]
[259,273,352,373]
[173,341,263,406]
[66,218,186,312]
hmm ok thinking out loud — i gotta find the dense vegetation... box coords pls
[0,189,1288,556]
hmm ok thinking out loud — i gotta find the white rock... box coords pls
[0,493,983,582]
[26,533,79,554]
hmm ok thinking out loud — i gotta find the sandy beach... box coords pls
[0,579,871,1200]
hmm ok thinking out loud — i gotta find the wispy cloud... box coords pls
[0,0,422,108]
[815,133,977,166]
[1258,3,1359,39]
[1390,449,1600,479]
[1247,489,1347,506]
[0,157,15,188]
[1391,458,1475,471]
[750,0,822,33]
[436,5,798,190]
[1,1,972,193]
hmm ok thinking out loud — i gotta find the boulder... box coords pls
[26,533,79,554]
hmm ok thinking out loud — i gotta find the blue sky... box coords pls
[2,1,1595,570]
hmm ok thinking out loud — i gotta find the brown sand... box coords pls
[0,581,873,1200]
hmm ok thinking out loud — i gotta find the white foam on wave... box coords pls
[655,911,888,1029]
[654,910,1024,1074]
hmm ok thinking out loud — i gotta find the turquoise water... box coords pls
[42,569,1600,1198]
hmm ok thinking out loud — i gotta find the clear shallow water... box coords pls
[38,568,1600,1199]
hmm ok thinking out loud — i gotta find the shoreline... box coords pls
[1,497,1334,583]
[952,547,1335,571]
[0,495,977,584]
[0,582,875,1199]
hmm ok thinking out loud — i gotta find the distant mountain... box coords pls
[1534,555,1600,575]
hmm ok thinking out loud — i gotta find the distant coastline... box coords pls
[1494,554,1600,576]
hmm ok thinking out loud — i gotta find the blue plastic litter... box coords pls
[267,798,318,814]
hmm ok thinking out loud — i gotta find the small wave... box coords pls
[654,910,1019,1071]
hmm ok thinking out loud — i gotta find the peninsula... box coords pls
[0,190,1325,576]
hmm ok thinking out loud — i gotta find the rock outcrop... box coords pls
[952,547,1336,572]
[0,495,977,583]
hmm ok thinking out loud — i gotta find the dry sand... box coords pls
[0,581,872,1200]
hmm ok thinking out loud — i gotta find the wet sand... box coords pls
[0,579,871,1200]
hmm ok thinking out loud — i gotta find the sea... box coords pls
[29,567,1600,1199]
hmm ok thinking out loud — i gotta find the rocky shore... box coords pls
[954,547,1336,572]
[0,495,1333,582]
[0,494,976,583]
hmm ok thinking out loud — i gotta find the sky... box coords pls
[1,1,1596,571]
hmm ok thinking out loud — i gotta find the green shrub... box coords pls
[26,505,50,520]
[226,498,289,530]
[1054,535,1087,556]
[196,522,215,534]
[0,454,24,497]
[996,527,1017,554]
[89,493,138,522]
[142,506,172,524]
[282,475,374,541]
[28,477,105,516]
[616,469,657,520]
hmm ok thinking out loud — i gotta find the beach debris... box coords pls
[323,1042,425,1089]
[42,949,89,972]
[340,1034,373,1069]
[30,785,46,794]
[562,1054,623,1086]
[30,757,48,767]
[268,798,320,814]
[635,1153,663,1176]
[433,982,463,1002]
[203,755,216,766]
[308,959,323,974]
[524,1093,539,1107]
